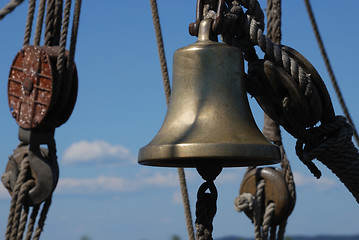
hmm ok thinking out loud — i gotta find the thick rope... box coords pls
[235,179,277,240]
[253,179,265,240]
[224,0,359,202]
[32,196,52,240]
[33,0,46,46]
[52,0,63,45]
[0,0,25,20]
[5,157,30,240]
[17,205,29,240]
[24,205,39,240]
[5,155,53,240]
[149,1,195,239]
[23,0,36,46]
[303,0,359,147]
[262,202,276,239]
[296,116,359,202]
[264,2,295,239]
[55,0,71,81]
[10,180,35,240]
[67,0,81,73]
[195,181,217,240]
[44,0,55,45]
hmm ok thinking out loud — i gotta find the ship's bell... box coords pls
[138,19,280,168]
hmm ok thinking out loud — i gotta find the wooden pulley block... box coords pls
[8,45,78,129]
[2,142,59,206]
[239,167,293,226]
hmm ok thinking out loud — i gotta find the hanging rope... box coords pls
[263,1,296,238]
[4,155,53,240]
[233,1,296,238]
[195,181,217,240]
[235,179,277,240]
[23,0,36,46]
[0,0,25,20]
[214,0,359,202]
[303,0,359,147]
[149,0,171,104]
[33,0,46,46]
[52,0,63,46]
[44,0,55,45]
[148,1,195,239]
[3,0,82,238]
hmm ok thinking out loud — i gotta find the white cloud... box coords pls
[56,171,180,194]
[62,140,136,165]
[172,190,183,205]
[293,171,338,190]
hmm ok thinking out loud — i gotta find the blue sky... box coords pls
[1,0,359,240]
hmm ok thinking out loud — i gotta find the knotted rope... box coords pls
[234,179,277,240]
[296,116,359,201]
[218,0,359,202]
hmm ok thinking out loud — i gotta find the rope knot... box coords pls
[234,193,254,212]
[295,116,354,178]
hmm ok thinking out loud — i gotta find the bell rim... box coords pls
[138,143,280,168]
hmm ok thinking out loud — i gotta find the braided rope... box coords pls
[67,0,81,73]
[235,178,277,240]
[0,0,25,20]
[54,0,81,117]
[44,0,55,45]
[23,0,36,46]
[17,205,29,240]
[55,0,71,81]
[225,0,359,202]
[149,0,171,104]
[52,0,63,45]
[266,0,281,44]
[253,179,265,240]
[32,196,52,240]
[195,181,217,240]
[24,205,39,240]
[262,202,276,239]
[255,2,295,239]
[34,0,46,46]
[5,157,30,240]
[296,116,359,202]
[149,1,194,240]
[10,180,35,240]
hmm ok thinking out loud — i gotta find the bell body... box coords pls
[139,21,280,167]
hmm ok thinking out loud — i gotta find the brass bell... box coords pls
[138,19,280,168]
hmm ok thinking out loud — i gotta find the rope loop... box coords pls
[234,192,254,212]
[236,177,280,240]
